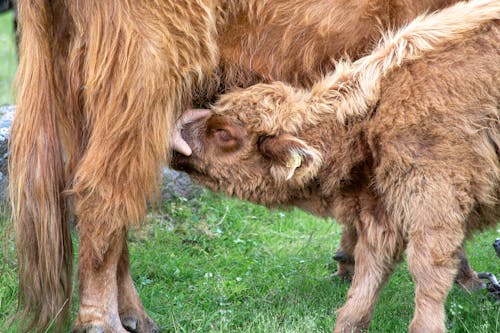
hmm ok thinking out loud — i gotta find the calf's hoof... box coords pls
[456,275,486,291]
[493,238,500,258]
[334,268,354,281]
[332,250,355,280]
[333,250,354,264]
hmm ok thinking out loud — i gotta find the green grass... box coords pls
[0,8,498,333]
[126,194,500,333]
[3,191,499,332]
[0,10,16,105]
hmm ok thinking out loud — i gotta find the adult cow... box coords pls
[10,0,465,332]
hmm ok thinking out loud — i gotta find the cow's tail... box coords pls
[9,0,73,331]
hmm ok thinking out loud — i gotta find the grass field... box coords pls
[2,192,500,332]
[0,10,15,106]
[0,8,499,333]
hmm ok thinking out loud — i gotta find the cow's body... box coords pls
[11,0,474,331]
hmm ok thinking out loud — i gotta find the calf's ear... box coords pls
[258,134,322,183]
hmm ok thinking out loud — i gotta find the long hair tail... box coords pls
[9,0,73,331]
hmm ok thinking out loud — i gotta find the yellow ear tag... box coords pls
[285,152,302,180]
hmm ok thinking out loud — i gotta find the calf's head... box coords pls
[172,83,323,205]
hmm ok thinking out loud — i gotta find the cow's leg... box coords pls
[71,100,168,333]
[74,229,128,333]
[334,211,401,333]
[118,242,161,333]
[65,2,196,330]
[71,93,170,331]
[64,1,217,330]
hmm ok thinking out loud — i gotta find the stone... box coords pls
[0,105,200,202]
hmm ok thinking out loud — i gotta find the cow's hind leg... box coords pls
[71,85,169,331]
[66,1,185,331]
[74,230,128,333]
[118,242,161,333]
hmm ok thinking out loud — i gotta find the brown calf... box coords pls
[172,3,500,332]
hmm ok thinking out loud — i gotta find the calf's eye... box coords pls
[212,129,241,152]
[205,115,245,152]
[216,129,234,142]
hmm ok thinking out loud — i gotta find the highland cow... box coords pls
[172,5,500,333]
[10,0,492,332]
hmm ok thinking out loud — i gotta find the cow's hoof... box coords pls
[73,321,129,333]
[72,324,106,333]
[122,315,161,333]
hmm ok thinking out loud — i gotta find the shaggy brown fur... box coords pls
[172,5,500,332]
[10,0,474,331]
[217,0,459,89]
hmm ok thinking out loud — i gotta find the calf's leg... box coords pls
[333,224,357,279]
[402,176,467,333]
[454,246,484,291]
[334,232,482,290]
[334,209,402,333]
[407,227,463,333]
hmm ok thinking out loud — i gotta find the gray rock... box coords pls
[0,105,199,202]
[162,168,201,200]
[0,105,14,199]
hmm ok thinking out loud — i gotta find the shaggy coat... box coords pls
[172,2,500,332]
[10,0,472,332]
